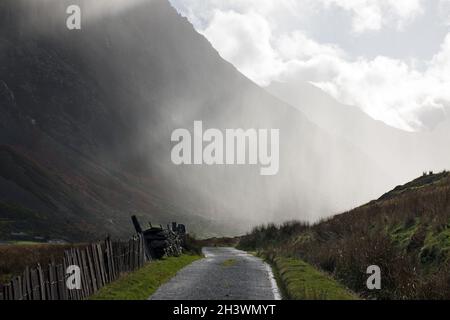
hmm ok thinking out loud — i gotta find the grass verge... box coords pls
[272,256,358,300]
[90,254,201,300]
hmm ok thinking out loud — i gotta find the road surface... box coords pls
[149,247,281,300]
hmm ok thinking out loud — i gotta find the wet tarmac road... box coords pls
[149,247,281,300]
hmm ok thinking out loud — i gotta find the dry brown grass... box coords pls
[239,173,450,299]
[195,236,241,248]
[0,243,83,284]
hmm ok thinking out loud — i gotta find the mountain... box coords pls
[0,0,392,241]
[267,81,450,186]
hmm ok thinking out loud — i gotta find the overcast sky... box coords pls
[169,0,450,131]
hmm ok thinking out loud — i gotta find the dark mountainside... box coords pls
[0,0,393,241]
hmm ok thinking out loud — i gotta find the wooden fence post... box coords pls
[86,246,97,293]
[23,266,31,300]
[58,262,67,300]
[49,261,57,300]
[12,276,22,300]
[37,264,46,300]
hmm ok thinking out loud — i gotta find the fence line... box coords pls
[0,234,147,300]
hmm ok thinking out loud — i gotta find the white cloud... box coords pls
[202,10,284,85]
[170,0,450,131]
[311,57,428,130]
[320,0,424,33]
[439,0,450,25]
[276,31,345,61]
[306,34,450,131]
[171,0,425,33]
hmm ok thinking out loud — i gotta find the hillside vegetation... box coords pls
[239,171,450,299]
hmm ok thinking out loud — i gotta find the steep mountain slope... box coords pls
[267,81,450,186]
[0,0,391,241]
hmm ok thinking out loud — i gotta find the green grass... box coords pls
[389,220,420,248]
[221,258,237,267]
[273,257,358,300]
[0,273,12,284]
[5,241,42,245]
[90,254,201,300]
[424,227,450,250]
[419,226,450,264]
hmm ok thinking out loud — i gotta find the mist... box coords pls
[1,0,448,239]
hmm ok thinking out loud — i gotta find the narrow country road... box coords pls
[149,247,281,300]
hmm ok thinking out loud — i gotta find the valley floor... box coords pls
[92,246,355,301]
